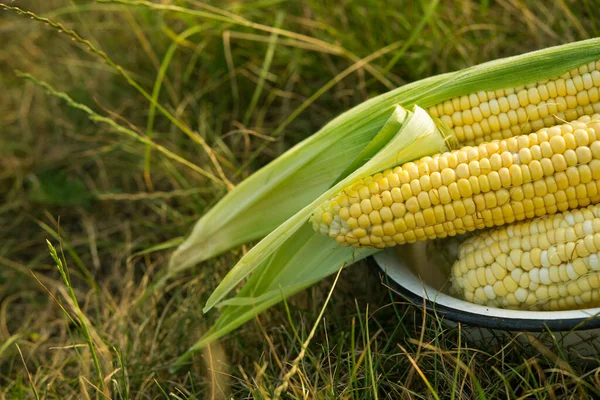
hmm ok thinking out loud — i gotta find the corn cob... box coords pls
[429,61,600,145]
[311,115,600,248]
[450,203,600,311]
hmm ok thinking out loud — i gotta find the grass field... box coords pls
[2,0,600,398]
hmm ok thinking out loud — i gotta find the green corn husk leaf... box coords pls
[169,38,600,276]
[171,105,450,368]
[170,223,376,369]
[204,105,449,311]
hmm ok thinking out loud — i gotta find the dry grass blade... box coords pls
[273,264,344,399]
[202,342,231,400]
[397,343,441,400]
[96,0,395,88]
[17,72,220,183]
[16,343,40,400]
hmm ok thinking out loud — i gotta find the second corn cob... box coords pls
[451,203,600,311]
[311,115,600,248]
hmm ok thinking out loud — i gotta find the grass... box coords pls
[2,0,600,398]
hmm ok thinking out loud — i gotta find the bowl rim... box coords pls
[372,248,600,332]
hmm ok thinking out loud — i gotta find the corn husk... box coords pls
[169,39,600,365]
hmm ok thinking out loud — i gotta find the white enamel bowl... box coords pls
[373,245,600,359]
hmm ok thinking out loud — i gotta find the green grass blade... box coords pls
[242,12,284,126]
[144,24,209,185]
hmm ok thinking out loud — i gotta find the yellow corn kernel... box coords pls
[429,62,600,145]
[311,115,600,249]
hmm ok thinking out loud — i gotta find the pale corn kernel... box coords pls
[451,203,600,311]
